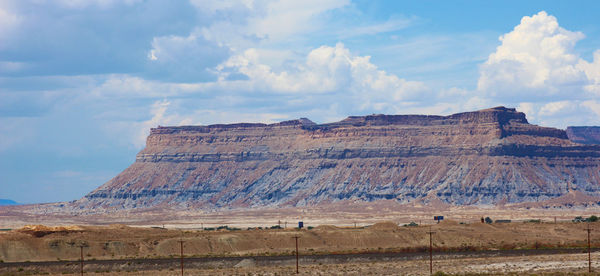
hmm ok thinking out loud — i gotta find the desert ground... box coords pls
[3,216,600,275]
[2,252,600,275]
[2,200,600,229]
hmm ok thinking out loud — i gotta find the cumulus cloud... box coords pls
[478,11,599,101]
[218,43,430,112]
[577,50,600,95]
[476,11,600,128]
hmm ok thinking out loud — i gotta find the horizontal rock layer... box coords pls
[81,107,600,209]
[567,126,600,145]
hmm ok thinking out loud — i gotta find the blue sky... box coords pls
[1,0,600,204]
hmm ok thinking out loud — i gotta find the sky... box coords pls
[1,0,600,204]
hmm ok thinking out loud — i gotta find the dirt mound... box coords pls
[369,221,399,230]
[18,225,84,237]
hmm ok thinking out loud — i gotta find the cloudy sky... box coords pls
[1,1,600,204]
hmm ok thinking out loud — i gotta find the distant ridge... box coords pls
[566,126,600,145]
[0,199,19,206]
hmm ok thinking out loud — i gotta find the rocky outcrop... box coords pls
[567,126,600,145]
[80,107,600,209]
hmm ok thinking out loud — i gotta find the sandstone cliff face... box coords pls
[567,126,600,145]
[80,107,600,209]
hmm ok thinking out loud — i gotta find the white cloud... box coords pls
[582,100,600,117]
[538,101,574,116]
[476,11,600,128]
[246,0,350,41]
[478,11,593,100]
[577,50,600,95]
[219,43,430,111]
[192,0,350,49]
[504,100,600,129]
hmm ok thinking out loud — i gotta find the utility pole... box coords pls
[586,225,593,273]
[427,226,436,275]
[80,245,84,276]
[179,236,185,276]
[293,236,300,274]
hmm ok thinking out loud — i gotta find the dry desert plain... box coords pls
[3,209,600,275]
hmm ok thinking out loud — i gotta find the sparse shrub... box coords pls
[403,222,418,227]
[432,271,448,276]
[307,226,314,230]
[589,215,598,222]
[270,225,282,229]
[484,217,493,224]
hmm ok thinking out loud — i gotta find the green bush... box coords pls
[589,215,598,222]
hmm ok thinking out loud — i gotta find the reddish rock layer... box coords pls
[80,107,600,209]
